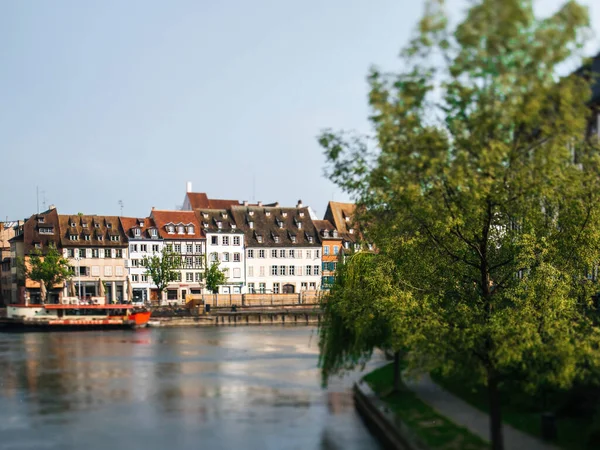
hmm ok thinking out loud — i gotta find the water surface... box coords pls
[0,326,382,450]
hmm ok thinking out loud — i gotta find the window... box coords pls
[271,249,278,258]
[279,249,286,258]
[301,282,307,290]
[104,266,113,277]
[167,225,175,234]
[174,244,181,253]
[94,222,100,228]
[92,249,99,258]
[186,257,193,268]
[105,249,112,258]
[107,223,112,229]
[248,266,254,277]
[316,249,320,258]
[84,235,91,241]
[195,244,203,253]
[257,235,263,243]
[324,246,330,255]
[133,228,141,237]
[194,256,202,268]
[233,236,240,245]
[97,234,104,241]
[273,283,280,294]
[248,283,255,293]
[115,249,123,258]
[186,273,193,282]
[258,250,265,258]
[195,272,202,282]
[165,244,173,251]
[306,250,311,259]
[247,249,254,258]
[110,235,119,242]
[150,229,158,237]
[233,253,240,262]
[186,244,193,253]
[69,235,78,241]
[79,249,86,258]
[141,274,148,282]
[333,246,339,255]
[70,222,76,227]
[271,265,278,276]
[187,225,195,234]
[309,282,316,290]
[233,268,241,278]
[273,236,280,243]
[289,249,295,258]
[67,249,75,258]
[279,266,286,276]
[289,266,295,275]
[308,237,314,243]
[178,225,185,234]
[140,244,147,252]
[216,221,222,229]
[131,244,138,253]
[131,259,139,267]
[152,245,159,252]
[210,253,218,262]
[306,266,312,275]
[291,235,296,243]
[259,283,266,293]
[249,221,254,229]
[39,227,53,235]
[344,241,350,249]
[79,266,88,276]
[132,274,139,282]
[211,236,218,245]
[259,266,265,277]
[222,236,229,246]
[314,265,320,275]
[34,243,41,249]
[223,253,230,262]
[38,216,45,223]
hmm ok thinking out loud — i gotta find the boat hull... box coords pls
[0,312,152,332]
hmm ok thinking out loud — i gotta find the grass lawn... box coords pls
[430,370,597,450]
[363,363,490,450]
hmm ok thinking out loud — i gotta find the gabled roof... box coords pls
[229,205,320,247]
[313,219,341,240]
[150,210,204,240]
[323,201,358,242]
[58,214,126,247]
[18,208,61,254]
[184,192,241,210]
[194,209,244,234]
[119,217,161,241]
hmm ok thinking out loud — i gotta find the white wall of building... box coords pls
[206,231,246,294]
[127,238,164,303]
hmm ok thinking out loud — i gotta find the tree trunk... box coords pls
[487,368,504,450]
[393,351,401,392]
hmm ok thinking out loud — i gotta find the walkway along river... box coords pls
[0,326,383,450]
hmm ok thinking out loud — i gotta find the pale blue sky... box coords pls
[1,0,598,220]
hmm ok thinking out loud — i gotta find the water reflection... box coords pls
[0,326,382,450]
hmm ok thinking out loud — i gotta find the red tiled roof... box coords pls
[186,192,240,210]
[119,217,160,240]
[150,210,205,240]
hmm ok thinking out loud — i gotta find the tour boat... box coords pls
[0,303,152,331]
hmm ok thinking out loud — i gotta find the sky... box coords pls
[1,0,599,221]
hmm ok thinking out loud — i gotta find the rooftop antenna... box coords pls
[118,200,124,216]
[42,190,47,210]
[36,186,39,214]
[252,174,256,203]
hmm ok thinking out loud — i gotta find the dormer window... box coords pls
[249,221,254,229]
[84,235,90,241]
[94,222,100,228]
[139,220,145,227]
[256,235,263,243]
[216,221,222,229]
[167,225,175,234]
[349,228,354,234]
[37,216,45,223]
[203,222,208,228]
[278,220,283,229]
[110,235,120,242]
[150,228,157,237]
[297,222,302,230]
[291,235,297,243]
[248,210,254,216]
[134,228,141,237]
[70,221,76,227]
[274,236,280,243]
[344,241,350,249]
[178,225,185,234]
[107,223,112,229]
[309,237,314,243]
[282,212,288,217]
[203,212,209,219]
[368,244,374,250]
[34,242,42,249]
[265,211,271,217]
[221,212,228,218]
[98,235,104,241]
[333,230,338,238]
[345,216,350,222]
[187,225,195,234]
[323,230,329,238]
[231,224,237,229]
[82,222,88,228]
[299,212,304,217]
[69,235,78,241]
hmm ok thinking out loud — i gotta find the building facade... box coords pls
[119,217,163,303]
[197,209,246,294]
[313,219,343,289]
[151,210,206,303]
[230,201,322,294]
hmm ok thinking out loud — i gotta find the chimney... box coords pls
[48,204,56,210]
[243,200,248,206]
[151,206,155,211]
[296,199,303,208]
[186,181,192,193]
[257,201,263,207]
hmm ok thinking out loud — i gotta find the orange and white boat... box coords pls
[0,303,151,331]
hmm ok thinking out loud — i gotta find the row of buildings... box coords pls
[0,185,362,306]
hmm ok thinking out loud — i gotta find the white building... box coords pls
[197,209,246,294]
[151,210,206,303]
[119,217,163,304]
[230,201,322,294]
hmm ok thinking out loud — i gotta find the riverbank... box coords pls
[148,309,322,327]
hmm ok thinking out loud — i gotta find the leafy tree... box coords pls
[141,248,180,302]
[318,1,600,449]
[21,245,72,304]
[205,256,227,294]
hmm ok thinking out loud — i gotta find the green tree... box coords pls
[318,1,600,449]
[21,245,72,304]
[141,248,180,302]
[205,256,227,294]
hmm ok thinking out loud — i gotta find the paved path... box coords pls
[405,373,558,450]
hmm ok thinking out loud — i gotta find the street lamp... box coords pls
[75,254,81,301]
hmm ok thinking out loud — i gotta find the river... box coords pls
[0,326,383,450]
